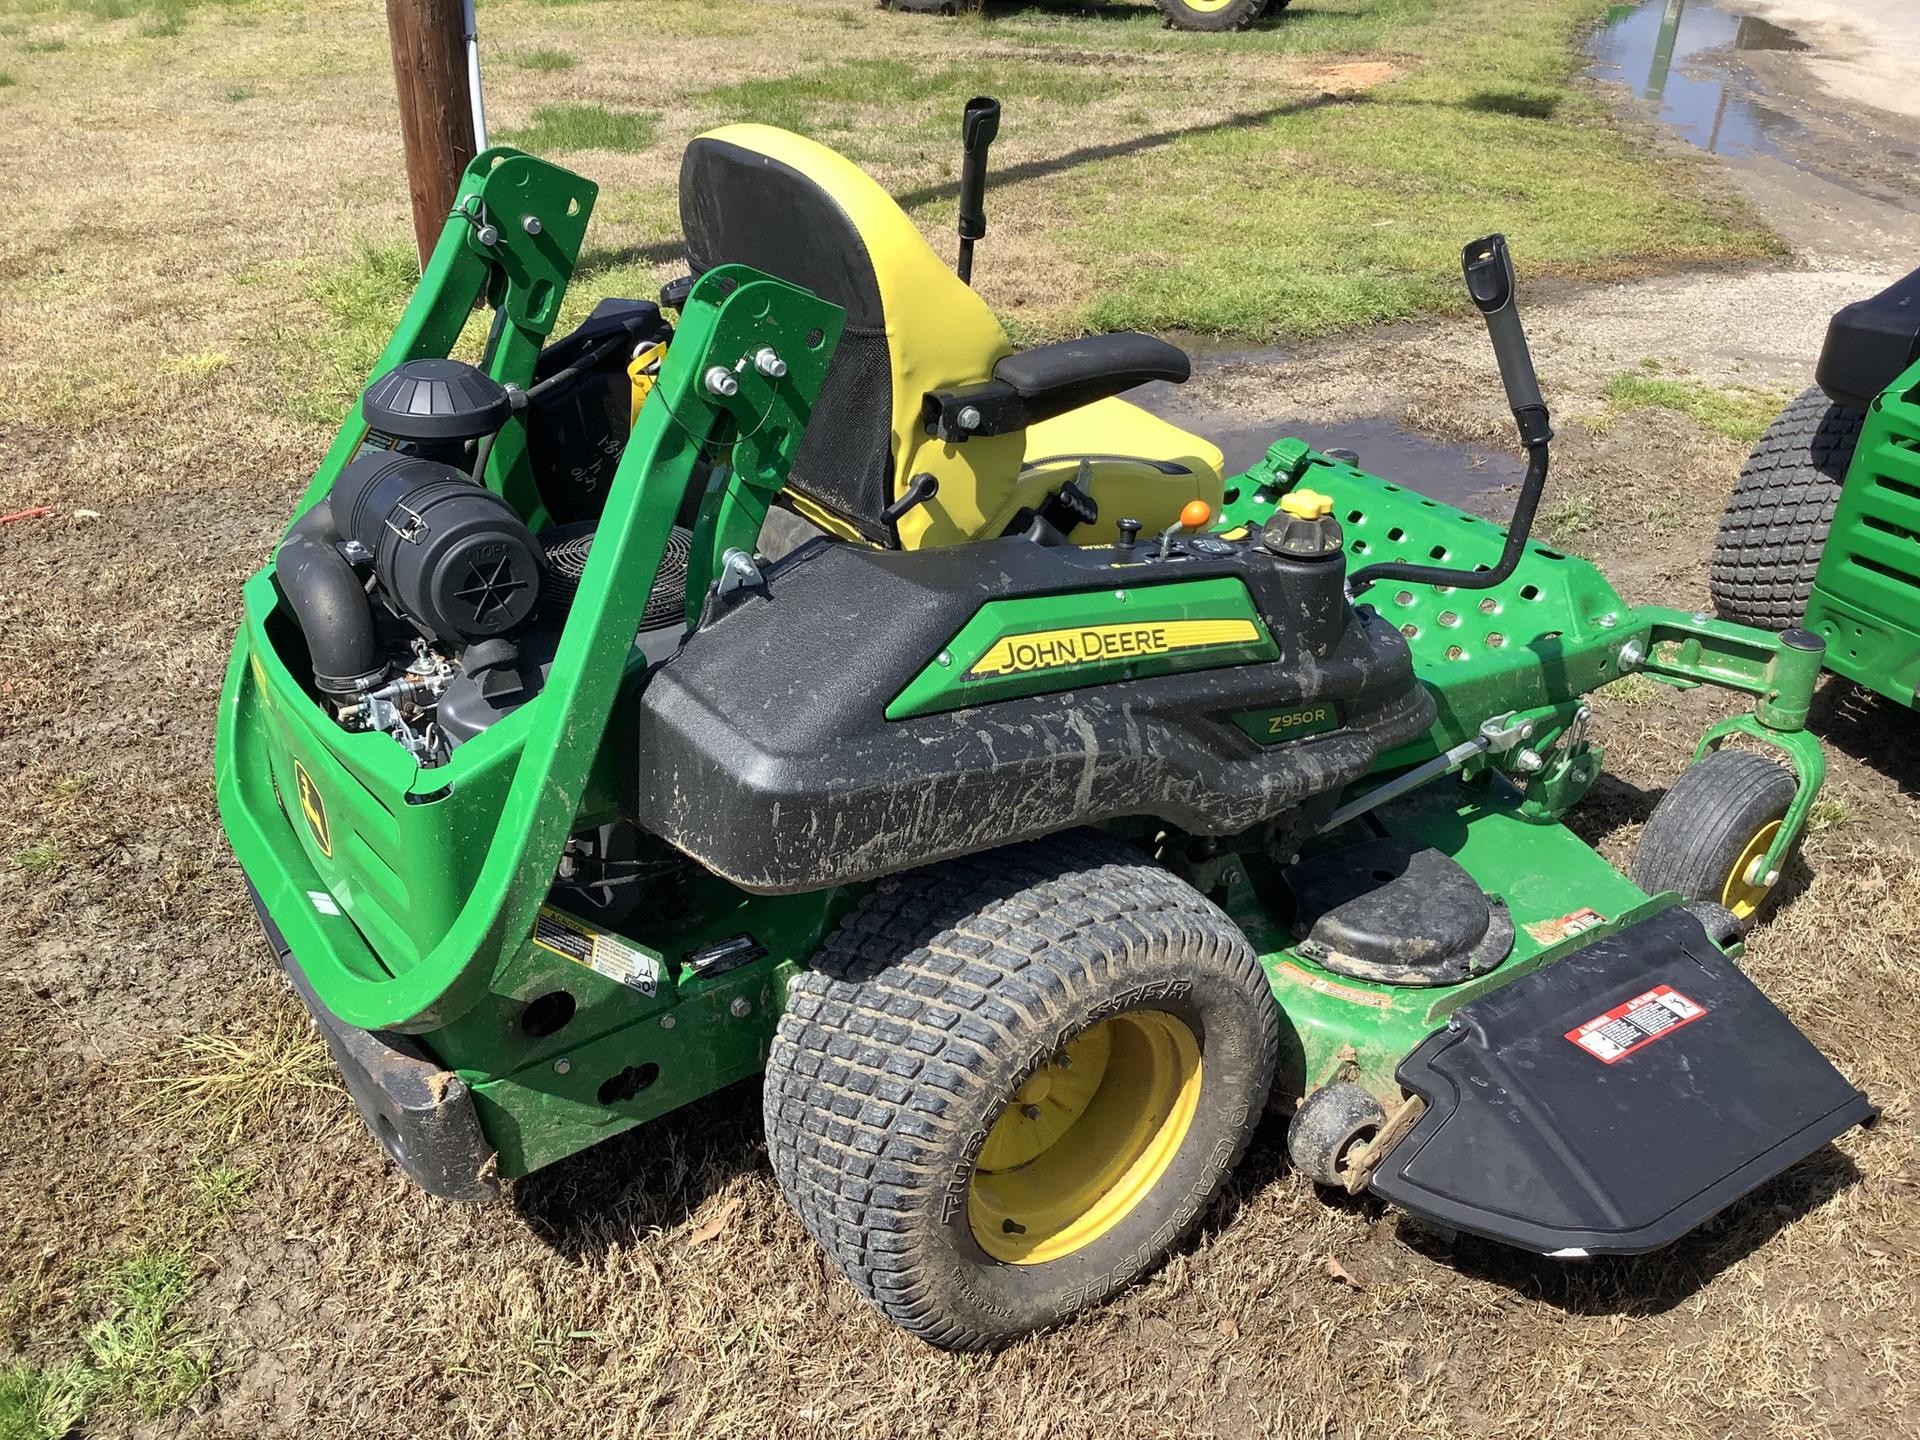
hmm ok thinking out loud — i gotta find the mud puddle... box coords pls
[1135,380,1520,513]
[1587,0,1806,162]
[1586,0,1920,219]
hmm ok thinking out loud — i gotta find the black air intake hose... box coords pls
[277,499,387,698]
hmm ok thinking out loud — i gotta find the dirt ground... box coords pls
[2,0,1919,1437]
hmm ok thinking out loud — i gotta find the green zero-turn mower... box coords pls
[1712,266,1920,711]
[216,99,1876,1349]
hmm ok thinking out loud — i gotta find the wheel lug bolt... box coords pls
[1023,1104,1042,1121]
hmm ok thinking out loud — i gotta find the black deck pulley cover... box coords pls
[331,452,544,644]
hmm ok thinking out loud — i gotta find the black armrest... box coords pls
[922,332,1191,442]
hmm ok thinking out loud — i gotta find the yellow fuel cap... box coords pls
[1278,487,1334,520]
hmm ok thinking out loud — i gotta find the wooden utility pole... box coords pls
[386,0,476,268]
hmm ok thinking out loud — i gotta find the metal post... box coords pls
[386,0,478,269]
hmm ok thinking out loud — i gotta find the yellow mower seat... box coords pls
[679,124,1223,550]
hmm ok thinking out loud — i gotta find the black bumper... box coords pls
[1372,907,1874,1256]
[247,883,498,1202]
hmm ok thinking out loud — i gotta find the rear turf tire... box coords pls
[1631,749,1797,927]
[1153,0,1272,32]
[1710,387,1862,631]
[764,831,1279,1350]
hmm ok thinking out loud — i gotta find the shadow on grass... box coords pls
[1400,1142,1864,1318]
[1807,678,1920,797]
[508,1078,764,1260]
[1194,1100,1863,1320]
[574,90,1361,281]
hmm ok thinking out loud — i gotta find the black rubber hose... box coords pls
[1349,441,1550,594]
[277,499,387,697]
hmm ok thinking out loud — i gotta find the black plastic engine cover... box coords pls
[625,533,1432,892]
[1817,266,1920,410]
[1372,906,1875,1255]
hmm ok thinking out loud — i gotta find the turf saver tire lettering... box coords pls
[763,831,1279,1350]
[1711,386,1863,631]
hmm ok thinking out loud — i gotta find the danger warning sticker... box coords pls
[1565,983,1706,1064]
[533,906,661,996]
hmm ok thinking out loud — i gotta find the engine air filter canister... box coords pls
[330,451,545,644]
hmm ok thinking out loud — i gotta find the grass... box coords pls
[1604,370,1787,443]
[0,71,15,87]
[497,102,658,155]
[18,36,64,52]
[510,47,576,71]
[10,839,64,873]
[1600,672,1665,707]
[0,1249,212,1440]
[289,239,420,423]
[136,1012,336,1147]
[80,1250,212,1420]
[1542,490,1597,541]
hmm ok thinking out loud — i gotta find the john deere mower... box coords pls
[1712,266,1920,711]
[216,99,1873,1349]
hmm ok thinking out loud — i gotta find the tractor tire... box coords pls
[1710,386,1863,631]
[1631,749,1797,928]
[764,831,1278,1350]
[1154,0,1274,32]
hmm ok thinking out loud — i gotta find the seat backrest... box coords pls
[681,125,1027,549]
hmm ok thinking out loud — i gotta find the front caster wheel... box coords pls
[764,831,1279,1350]
[1631,749,1798,926]
[1287,1080,1388,1188]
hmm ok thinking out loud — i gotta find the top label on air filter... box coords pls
[1565,983,1707,1064]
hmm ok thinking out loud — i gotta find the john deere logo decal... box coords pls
[968,619,1261,679]
[293,761,331,857]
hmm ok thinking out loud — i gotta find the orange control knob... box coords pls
[1180,499,1213,530]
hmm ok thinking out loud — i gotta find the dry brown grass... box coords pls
[0,0,1915,1435]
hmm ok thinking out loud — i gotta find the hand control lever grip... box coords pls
[1462,234,1551,446]
[956,96,1001,284]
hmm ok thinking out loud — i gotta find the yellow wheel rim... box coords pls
[1721,820,1781,920]
[1173,0,1236,9]
[968,1010,1202,1265]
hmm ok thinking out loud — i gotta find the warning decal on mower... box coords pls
[533,906,661,997]
[1565,984,1706,1064]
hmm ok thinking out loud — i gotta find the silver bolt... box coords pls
[476,223,500,247]
[936,650,953,667]
[1516,749,1544,773]
[957,405,983,431]
[1597,614,1617,629]
[1519,721,1535,739]
[1571,767,1588,784]
[1114,590,1127,602]
[1694,611,1712,625]
[730,996,752,1018]
[660,1014,676,1030]
[753,346,787,378]
[704,366,739,397]
[1617,641,1645,670]
[522,214,542,236]
[554,1057,571,1075]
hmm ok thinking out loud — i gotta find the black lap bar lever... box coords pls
[1350,234,1554,594]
